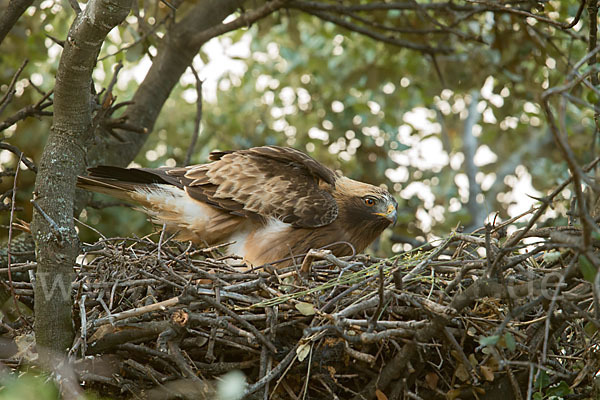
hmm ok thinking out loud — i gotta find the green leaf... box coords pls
[578,255,597,283]
[546,381,571,397]
[504,332,516,352]
[479,335,500,347]
[584,321,599,336]
[534,369,550,390]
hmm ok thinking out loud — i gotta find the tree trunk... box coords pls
[31,0,131,368]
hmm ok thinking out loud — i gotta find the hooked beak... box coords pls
[374,203,398,225]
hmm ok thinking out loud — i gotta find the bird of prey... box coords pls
[77,146,397,267]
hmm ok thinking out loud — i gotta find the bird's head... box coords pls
[334,177,398,227]
[362,192,398,225]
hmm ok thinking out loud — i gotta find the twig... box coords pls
[30,199,64,244]
[367,264,385,333]
[541,90,597,249]
[68,0,82,14]
[0,59,28,116]
[0,143,37,172]
[97,14,171,61]
[197,294,278,354]
[79,294,87,355]
[465,0,586,30]
[243,344,299,397]
[0,90,53,133]
[93,296,180,326]
[191,0,287,46]
[291,6,452,54]
[183,66,202,166]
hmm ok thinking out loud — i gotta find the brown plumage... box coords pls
[77,146,397,267]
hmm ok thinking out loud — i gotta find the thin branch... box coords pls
[541,92,597,249]
[68,0,82,14]
[463,90,484,230]
[0,0,34,45]
[98,15,170,61]
[288,1,477,13]
[0,59,28,116]
[588,1,600,133]
[290,5,452,54]
[0,89,54,133]
[190,0,287,46]
[0,143,37,172]
[183,66,203,166]
[465,0,587,30]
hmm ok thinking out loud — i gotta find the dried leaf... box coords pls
[327,365,337,382]
[455,363,469,382]
[468,353,478,366]
[172,309,189,326]
[297,343,310,362]
[375,389,388,400]
[425,372,439,390]
[295,301,316,316]
[480,365,495,381]
[446,388,462,400]
[14,333,36,362]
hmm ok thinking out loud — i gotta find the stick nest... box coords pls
[3,217,600,400]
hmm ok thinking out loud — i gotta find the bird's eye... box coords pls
[364,197,376,207]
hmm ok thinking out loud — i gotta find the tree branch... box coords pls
[0,0,35,45]
[289,2,452,54]
[83,0,246,170]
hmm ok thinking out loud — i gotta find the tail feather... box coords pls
[77,175,141,202]
[77,165,183,201]
[86,166,175,185]
[77,165,245,245]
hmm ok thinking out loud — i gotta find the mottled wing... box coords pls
[167,146,339,228]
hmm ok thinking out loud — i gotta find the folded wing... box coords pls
[77,146,341,242]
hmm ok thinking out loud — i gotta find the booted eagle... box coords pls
[77,146,397,267]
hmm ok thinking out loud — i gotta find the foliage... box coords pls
[0,371,59,400]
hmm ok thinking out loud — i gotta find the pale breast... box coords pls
[225,219,294,266]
